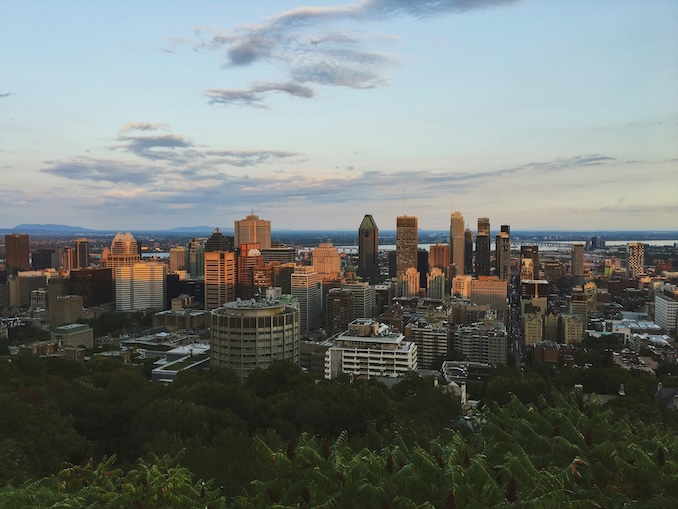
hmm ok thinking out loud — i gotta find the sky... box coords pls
[1,0,677,232]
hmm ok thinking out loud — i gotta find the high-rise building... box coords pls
[626,242,644,279]
[452,320,507,366]
[325,288,355,335]
[396,216,418,276]
[495,230,511,281]
[571,244,585,279]
[405,319,447,369]
[655,286,678,333]
[205,228,233,253]
[211,299,300,378]
[75,238,89,269]
[115,262,167,311]
[169,246,189,273]
[475,218,491,276]
[4,234,30,273]
[69,268,113,306]
[520,246,540,280]
[452,275,472,299]
[32,249,55,270]
[397,267,420,298]
[62,247,75,272]
[100,232,141,276]
[470,276,508,320]
[237,243,263,299]
[189,239,206,278]
[357,214,380,281]
[234,214,271,250]
[478,217,490,236]
[49,295,84,329]
[464,229,474,274]
[291,266,322,334]
[204,250,236,310]
[312,243,341,281]
[426,267,445,300]
[429,243,450,272]
[341,280,375,319]
[417,249,428,290]
[449,212,465,276]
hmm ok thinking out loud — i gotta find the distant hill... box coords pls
[166,226,216,233]
[5,224,96,234]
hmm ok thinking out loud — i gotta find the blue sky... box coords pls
[1,0,677,231]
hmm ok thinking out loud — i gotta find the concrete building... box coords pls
[452,275,472,299]
[464,229,474,275]
[429,243,450,273]
[115,262,167,311]
[49,295,84,329]
[404,318,448,369]
[358,214,380,281]
[234,214,271,250]
[325,288,355,335]
[211,298,300,378]
[571,243,585,283]
[626,242,645,279]
[237,243,263,300]
[523,313,543,346]
[4,234,30,273]
[189,240,205,278]
[452,320,507,366]
[396,216,418,276]
[342,280,375,320]
[312,243,341,281]
[397,267,420,298]
[291,266,322,334]
[300,340,332,376]
[520,245,540,280]
[470,276,507,320]
[204,250,236,311]
[153,309,210,331]
[449,211,465,276]
[260,247,296,265]
[324,319,417,380]
[9,271,48,307]
[426,267,445,300]
[169,246,190,273]
[52,323,93,349]
[561,314,584,343]
[655,286,678,333]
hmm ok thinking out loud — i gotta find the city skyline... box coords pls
[2,0,677,231]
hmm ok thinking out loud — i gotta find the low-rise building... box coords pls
[52,323,94,349]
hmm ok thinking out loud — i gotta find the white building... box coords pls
[404,319,447,369]
[291,266,322,334]
[115,261,166,311]
[341,280,376,319]
[655,286,678,333]
[324,319,417,380]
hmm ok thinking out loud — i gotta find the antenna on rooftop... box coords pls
[402,189,405,216]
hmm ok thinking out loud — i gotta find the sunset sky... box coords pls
[2,0,677,231]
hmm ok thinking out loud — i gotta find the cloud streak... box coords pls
[194,0,519,107]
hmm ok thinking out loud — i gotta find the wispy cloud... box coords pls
[0,92,11,98]
[190,0,519,107]
[41,157,159,185]
[119,121,171,133]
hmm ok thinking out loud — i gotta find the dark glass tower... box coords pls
[75,238,89,269]
[464,229,474,274]
[357,214,380,281]
[475,218,491,276]
[205,227,234,252]
[5,233,30,273]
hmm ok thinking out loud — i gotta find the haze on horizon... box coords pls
[1,0,677,232]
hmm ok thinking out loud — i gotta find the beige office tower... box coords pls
[234,214,271,249]
[100,232,141,276]
[426,267,445,300]
[477,217,490,236]
[115,261,166,311]
[495,231,511,281]
[429,243,450,272]
[396,216,418,276]
[204,250,236,310]
[312,243,341,280]
[571,244,584,278]
[626,242,644,279]
[291,266,322,334]
[449,211,465,276]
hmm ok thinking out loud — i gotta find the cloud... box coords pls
[0,93,11,98]
[195,0,519,107]
[41,157,158,185]
[203,149,300,167]
[119,121,171,133]
[205,82,315,107]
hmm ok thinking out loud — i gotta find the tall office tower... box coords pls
[115,261,167,311]
[470,276,508,321]
[100,232,141,276]
[204,250,236,310]
[4,234,30,273]
[62,247,75,272]
[234,213,271,250]
[426,267,445,300]
[342,280,376,319]
[32,249,55,270]
[464,229,474,274]
[396,216,418,276]
[211,299,300,378]
[626,242,645,279]
[357,214,380,281]
[291,266,322,334]
[169,246,190,273]
[398,267,420,298]
[237,243,263,299]
[189,240,205,278]
[500,224,510,235]
[495,231,511,281]
[417,249,428,290]
[429,243,450,271]
[475,217,491,276]
[312,243,341,280]
[261,246,296,264]
[520,245,540,280]
[571,243,585,282]
[75,238,89,269]
[325,288,355,335]
[452,275,472,299]
[69,267,113,306]
[205,228,234,253]
[449,211,465,276]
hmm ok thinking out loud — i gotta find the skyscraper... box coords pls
[100,232,141,276]
[475,218,491,276]
[571,244,584,278]
[312,243,341,280]
[205,228,234,253]
[75,238,89,269]
[396,215,418,276]
[291,266,322,334]
[169,246,189,273]
[449,212,465,276]
[115,261,167,311]
[237,243,263,299]
[204,250,236,310]
[429,243,450,272]
[520,245,540,280]
[626,242,645,279]
[4,234,30,273]
[464,229,474,274]
[234,214,271,249]
[357,214,379,281]
[495,228,510,281]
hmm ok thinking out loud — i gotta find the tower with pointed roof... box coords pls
[357,214,379,281]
